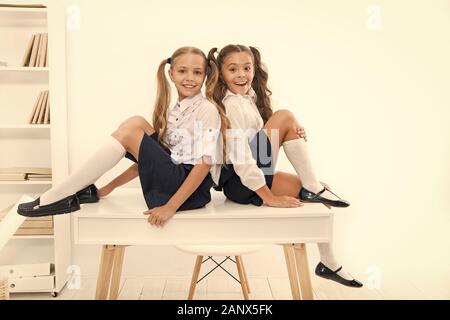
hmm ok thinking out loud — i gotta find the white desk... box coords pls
[73,188,334,300]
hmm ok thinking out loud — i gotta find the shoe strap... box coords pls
[322,186,343,201]
[333,266,343,273]
[309,188,326,200]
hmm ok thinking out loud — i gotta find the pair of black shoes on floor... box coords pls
[300,186,350,208]
[17,184,99,217]
[315,262,363,288]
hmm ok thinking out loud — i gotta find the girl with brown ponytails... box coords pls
[18,47,229,227]
[209,44,362,288]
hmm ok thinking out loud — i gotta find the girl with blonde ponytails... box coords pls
[18,47,229,227]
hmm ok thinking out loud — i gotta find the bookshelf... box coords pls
[0,2,71,297]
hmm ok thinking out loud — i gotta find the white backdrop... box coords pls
[49,0,450,294]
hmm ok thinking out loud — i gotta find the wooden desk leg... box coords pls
[283,244,301,300]
[235,256,249,300]
[294,243,314,300]
[95,245,115,300]
[240,256,251,294]
[109,246,126,300]
[188,256,203,300]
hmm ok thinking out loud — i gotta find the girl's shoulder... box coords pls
[197,97,220,117]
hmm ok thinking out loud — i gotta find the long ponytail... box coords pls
[249,46,273,123]
[152,58,171,148]
[206,49,229,165]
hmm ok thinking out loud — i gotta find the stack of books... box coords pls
[21,33,48,67]
[0,203,54,236]
[28,90,50,124]
[0,167,52,182]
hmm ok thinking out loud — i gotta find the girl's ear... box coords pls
[168,68,174,82]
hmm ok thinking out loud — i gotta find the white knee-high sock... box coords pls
[318,243,353,280]
[282,138,339,200]
[40,136,126,205]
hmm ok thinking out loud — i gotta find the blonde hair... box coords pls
[152,47,230,164]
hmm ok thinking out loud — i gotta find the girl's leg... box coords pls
[271,171,360,285]
[263,110,342,202]
[270,171,302,198]
[40,116,154,206]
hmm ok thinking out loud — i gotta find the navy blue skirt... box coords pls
[126,133,214,211]
[215,130,274,206]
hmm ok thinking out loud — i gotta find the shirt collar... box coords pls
[223,87,257,102]
[171,91,204,113]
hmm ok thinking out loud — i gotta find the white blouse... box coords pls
[222,89,267,191]
[165,92,222,185]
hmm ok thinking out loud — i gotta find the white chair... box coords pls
[175,244,263,300]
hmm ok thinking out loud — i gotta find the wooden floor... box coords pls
[9,274,449,300]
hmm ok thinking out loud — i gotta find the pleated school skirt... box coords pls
[215,130,274,206]
[126,133,214,211]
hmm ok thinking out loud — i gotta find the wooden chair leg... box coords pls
[188,256,203,300]
[294,243,314,300]
[235,256,249,300]
[109,246,126,300]
[283,244,301,300]
[240,256,251,294]
[95,245,115,300]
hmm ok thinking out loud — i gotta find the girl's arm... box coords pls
[143,159,211,227]
[98,163,139,197]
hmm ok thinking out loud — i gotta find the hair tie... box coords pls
[167,58,172,64]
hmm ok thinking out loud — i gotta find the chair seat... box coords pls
[175,244,264,256]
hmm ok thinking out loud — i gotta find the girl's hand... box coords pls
[98,185,114,198]
[143,205,177,227]
[295,125,308,142]
[265,195,303,208]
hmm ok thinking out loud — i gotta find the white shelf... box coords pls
[0,7,47,17]
[0,67,48,72]
[0,181,52,185]
[11,235,54,240]
[0,124,50,129]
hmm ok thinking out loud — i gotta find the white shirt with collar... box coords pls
[222,88,267,191]
[165,92,222,185]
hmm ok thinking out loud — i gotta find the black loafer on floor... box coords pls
[315,262,363,288]
[17,195,80,217]
[300,187,350,207]
[76,184,99,204]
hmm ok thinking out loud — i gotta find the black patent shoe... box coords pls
[17,195,80,217]
[299,187,350,207]
[76,184,99,204]
[315,262,363,288]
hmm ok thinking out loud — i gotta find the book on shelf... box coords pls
[14,228,54,236]
[0,4,46,8]
[28,90,50,124]
[21,34,35,67]
[21,33,48,67]
[0,173,26,181]
[26,175,52,181]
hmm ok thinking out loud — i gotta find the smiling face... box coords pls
[169,53,206,101]
[221,51,254,96]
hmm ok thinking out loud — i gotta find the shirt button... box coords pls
[176,118,178,121]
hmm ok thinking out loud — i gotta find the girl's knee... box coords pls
[119,115,146,128]
[273,109,294,120]
[122,116,153,133]
[112,125,139,147]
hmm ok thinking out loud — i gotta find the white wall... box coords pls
[60,0,449,291]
